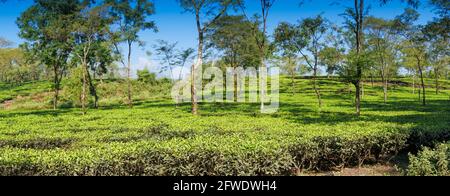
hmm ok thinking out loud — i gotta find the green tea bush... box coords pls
[0,118,446,176]
[407,144,449,176]
[0,77,449,176]
[0,139,295,176]
[137,69,157,84]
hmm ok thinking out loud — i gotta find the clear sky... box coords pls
[0,0,438,78]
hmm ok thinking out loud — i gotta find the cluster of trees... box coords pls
[0,37,43,84]
[179,0,448,115]
[13,0,157,112]
[1,0,448,116]
[275,1,448,112]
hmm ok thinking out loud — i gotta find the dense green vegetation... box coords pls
[0,0,448,176]
[0,82,51,104]
[407,143,449,176]
[0,77,448,175]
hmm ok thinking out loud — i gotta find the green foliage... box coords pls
[0,77,449,175]
[62,67,83,107]
[337,50,373,84]
[1,0,449,176]
[137,68,157,84]
[153,40,178,80]
[429,0,449,17]
[0,81,51,104]
[207,15,261,69]
[319,47,343,77]
[107,0,157,44]
[407,144,449,176]
[0,48,43,84]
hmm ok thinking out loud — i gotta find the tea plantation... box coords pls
[0,78,449,176]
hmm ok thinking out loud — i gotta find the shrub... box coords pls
[137,68,157,84]
[407,144,449,176]
[61,67,83,106]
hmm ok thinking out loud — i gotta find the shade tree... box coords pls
[274,15,328,108]
[106,0,157,108]
[72,3,114,113]
[17,0,81,109]
[207,15,261,101]
[178,0,239,114]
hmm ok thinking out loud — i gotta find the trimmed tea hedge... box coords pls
[0,122,447,176]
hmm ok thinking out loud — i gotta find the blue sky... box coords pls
[0,0,438,77]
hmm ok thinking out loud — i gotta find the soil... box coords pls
[1,92,51,109]
[1,100,14,109]
[304,164,402,176]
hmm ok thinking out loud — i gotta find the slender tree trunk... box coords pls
[127,41,133,108]
[291,73,295,95]
[289,57,295,95]
[234,72,238,102]
[53,65,60,110]
[312,43,322,108]
[417,59,426,106]
[370,74,374,87]
[313,68,322,108]
[381,73,387,104]
[418,88,421,102]
[259,56,266,111]
[435,68,439,95]
[259,54,265,111]
[355,81,361,114]
[86,66,98,109]
[354,0,363,116]
[412,73,415,95]
[81,61,87,115]
[192,12,203,115]
[169,64,175,83]
[179,62,186,81]
[384,79,388,104]
[361,80,364,99]
[231,55,238,102]
[259,1,271,112]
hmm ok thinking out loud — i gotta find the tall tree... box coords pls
[321,25,346,79]
[107,0,157,108]
[273,23,299,95]
[365,16,400,103]
[423,24,448,95]
[17,0,80,110]
[320,47,343,79]
[423,0,449,94]
[401,36,428,106]
[239,0,275,111]
[153,40,178,82]
[274,15,328,108]
[73,3,113,113]
[341,0,418,116]
[178,0,238,115]
[280,56,300,94]
[348,0,365,116]
[208,15,261,101]
[88,41,116,84]
[392,8,428,105]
